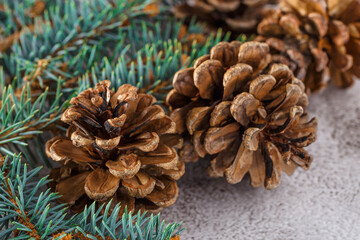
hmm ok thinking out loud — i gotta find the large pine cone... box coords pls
[166,41,317,189]
[173,0,278,34]
[46,80,184,213]
[256,0,360,92]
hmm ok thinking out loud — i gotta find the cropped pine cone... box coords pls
[166,41,317,189]
[256,0,360,92]
[173,0,278,34]
[46,81,184,214]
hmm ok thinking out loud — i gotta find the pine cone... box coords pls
[166,41,317,189]
[256,0,360,92]
[173,0,278,34]
[46,81,184,214]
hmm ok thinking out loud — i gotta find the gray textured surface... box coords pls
[162,82,360,240]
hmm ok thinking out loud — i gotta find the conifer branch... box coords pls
[0,0,48,52]
[0,154,183,239]
[0,70,67,165]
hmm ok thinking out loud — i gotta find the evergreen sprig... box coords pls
[0,154,183,240]
[0,70,66,166]
[76,22,231,100]
[0,154,70,239]
[0,0,140,96]
[0,0,49,51]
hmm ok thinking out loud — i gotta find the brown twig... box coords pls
[0,112,58,150]
[0,0,46,52]
[3,179,41,239]
[52,232,113,240]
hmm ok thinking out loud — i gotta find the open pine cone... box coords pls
[166,41,317,189]
[256,0,360,92]
[173,0,277,34]
[46,80,184,214]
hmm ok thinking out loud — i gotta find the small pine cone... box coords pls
[173,0,278,34]
[166,41,317,189]
[257,0,360,92]
[46,80,184,214]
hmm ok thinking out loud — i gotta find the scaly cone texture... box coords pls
[166,41,317,189]
[256,0,360,92]
[173,0,277,34]
[46,80,184,214]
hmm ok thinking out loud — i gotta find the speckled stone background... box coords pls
[161,82,360,239]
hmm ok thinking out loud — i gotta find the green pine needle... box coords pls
[0,154,183,239]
